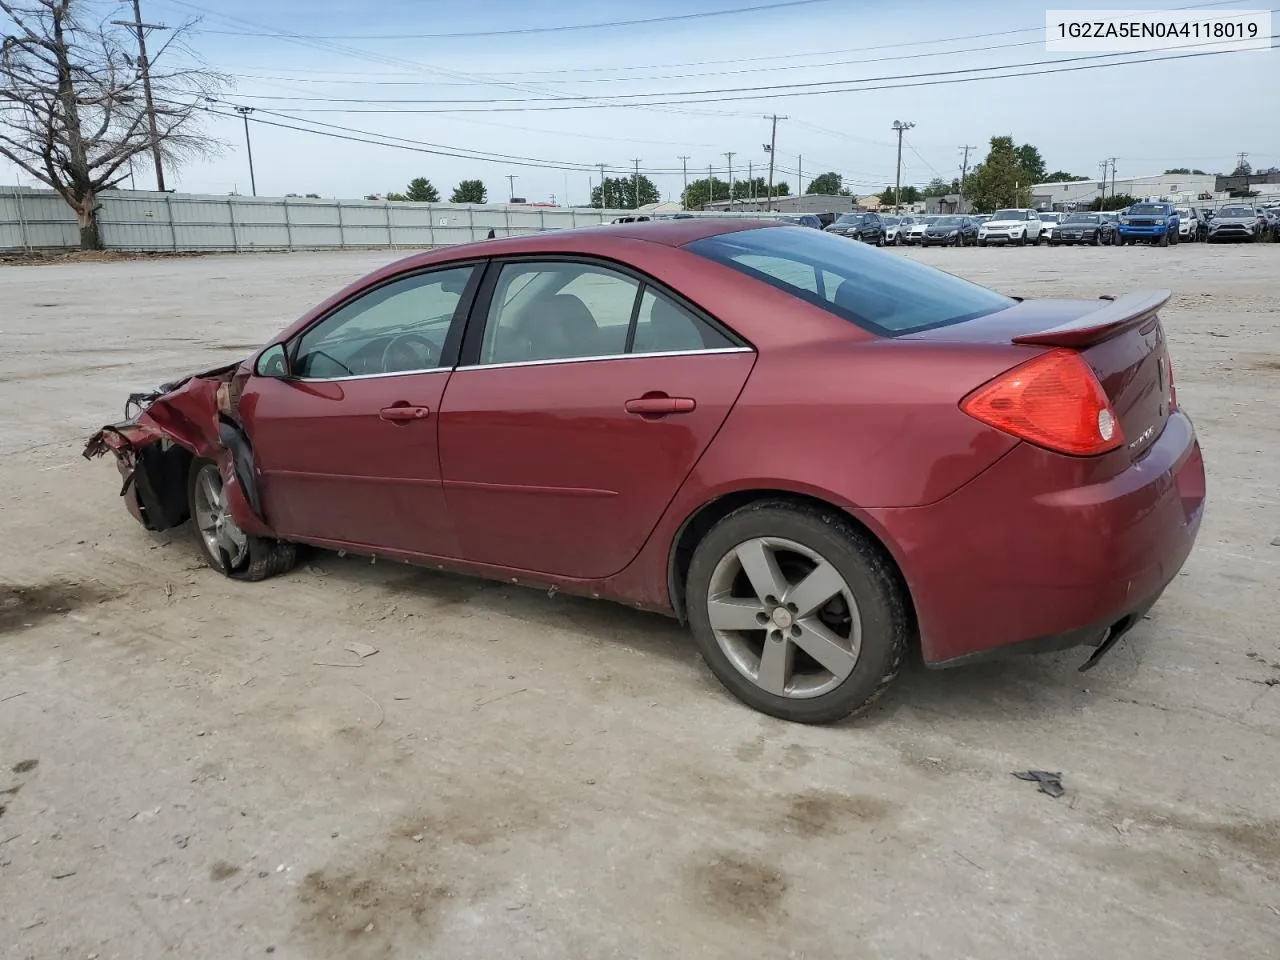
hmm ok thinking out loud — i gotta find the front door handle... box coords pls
[625,395,696,417]
[379,405,431,422]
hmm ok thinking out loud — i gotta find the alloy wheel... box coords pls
[193,463,249,570]
[705,537,861,699]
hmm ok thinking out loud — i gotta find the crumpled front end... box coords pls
[83,361,273,539]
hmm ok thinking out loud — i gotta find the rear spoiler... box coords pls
[1011,290,1172,348]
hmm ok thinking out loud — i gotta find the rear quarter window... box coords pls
[687,226,1013,336]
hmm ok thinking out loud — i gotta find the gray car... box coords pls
[1207,205,1264,242]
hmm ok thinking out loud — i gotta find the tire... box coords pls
[1158,232,1169,247]
[876,233,885,247]
[977,239,986,247]
[685,500,908,725]
[1092,232,1102,246]
[187,458,296,581]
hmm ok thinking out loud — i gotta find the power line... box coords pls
[196,0,840,40]
[213,33,1278,111]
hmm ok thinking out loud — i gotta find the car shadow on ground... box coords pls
[298,545,1152,727]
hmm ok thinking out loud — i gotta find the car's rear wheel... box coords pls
[685,502,907,724]
[188,458,296,581]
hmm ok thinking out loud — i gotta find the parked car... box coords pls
[81,220,1205,725]
[1097,212,1124,244]
[1038,212,1063,226]
[1206,204,1264,242]
[778,214,824,229]
[1048,212,1117,246]
[881,215,912,245]
[825,211,886,244]
[903,216,937,245]
[1174,208,1201,242]
[977,209,1046,246]
[1118,202,1180,246]
[921,215,979,246]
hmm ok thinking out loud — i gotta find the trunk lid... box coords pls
[905,291,1173,461]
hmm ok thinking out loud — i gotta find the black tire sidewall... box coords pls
[685,502,905,724]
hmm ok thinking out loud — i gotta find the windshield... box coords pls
[1217,206,1253,217]
[835,213,863,224]
[992,209,1025,221]
[687,226,1013,336]
[1064,214,1099,223]
[880,216,901,225]
[934,217,963,227]
[1128,203,1167,215]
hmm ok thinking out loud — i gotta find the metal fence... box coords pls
[0,186,780,252]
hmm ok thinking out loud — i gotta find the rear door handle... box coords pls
[379,405,431,422]
[624,396,696,417]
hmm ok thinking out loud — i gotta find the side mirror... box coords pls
[255,343,290,378]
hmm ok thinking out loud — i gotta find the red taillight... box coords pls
[961,348,1125,456]
[1167,353,1178,410]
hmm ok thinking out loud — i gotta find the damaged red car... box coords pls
[85,220,1206,724]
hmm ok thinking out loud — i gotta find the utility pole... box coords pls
[891,120,915,213]
[748,161,754,206]
[597,163,607,208]
[234,106,256,197]
[762,114,785,211]
[112,0,169,191]
[678,155,690,208]
[1108,156,1118,202]
[507,174,517,201]
[1098,160,1109,204]
[958,144,975,209]
[797,155,803,196]
[632,158,641,209]
[708,163,714,210]
[724,152,735,209]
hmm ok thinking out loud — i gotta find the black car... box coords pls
[778,214,824,229]
[824,211,886,244]
[1048,212,1117,246]
[920,215,978,247]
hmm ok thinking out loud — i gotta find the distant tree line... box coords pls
[364,177,489,204]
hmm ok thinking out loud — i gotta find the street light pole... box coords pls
[235,106,256,197]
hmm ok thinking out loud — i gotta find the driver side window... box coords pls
[292,266,475,379]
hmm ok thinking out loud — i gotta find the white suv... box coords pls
[977,208,1045,246]
[1174,207,1200,241]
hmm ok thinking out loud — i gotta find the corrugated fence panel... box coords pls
[2,187,779,252]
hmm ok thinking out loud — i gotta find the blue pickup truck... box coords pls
[1118,201,1181,246]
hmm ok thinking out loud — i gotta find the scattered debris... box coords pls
[129,806,161,822]
[473,687,528,711]
[1113,818,1135,835]
[12,759,38,774]
[343,641,379,659]
[312,661,363,668]
[1013,770,1066,798]
[20,918,45,931]
[355,688,385,729]
[174,835,191,849]
[0,691,28,704]
[306,565,327,576]
[1271,537,1280,547]
[1209,331,1230,338]
[411,833,424,843]
[954,850,986,871]
[164,583,174,598]
[363,922,374,933]
[52,870,76,880]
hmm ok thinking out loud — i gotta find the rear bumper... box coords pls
[867,410,1206,665]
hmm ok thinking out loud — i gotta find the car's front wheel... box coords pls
[685,501,907,724]
[188,458,296,581]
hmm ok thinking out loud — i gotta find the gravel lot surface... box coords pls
[2,243,1278,960]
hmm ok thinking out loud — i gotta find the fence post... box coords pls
[283,197,294,251]
[228,197,239,252]
[539,208,546,233]
[12,189,32,252]
[467,204,475,244]
[427,206,435,247]
[385,201,393,248]
[504,205,511,237]
[336,199,345,248]
[165,194,178,250]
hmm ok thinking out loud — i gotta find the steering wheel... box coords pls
[380,333,440,373]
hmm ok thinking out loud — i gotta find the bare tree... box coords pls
[0,0,226,248]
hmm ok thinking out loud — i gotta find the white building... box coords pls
[1032,173,1217,210]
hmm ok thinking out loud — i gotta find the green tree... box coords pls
[682,176,730,209]
[729,176,791,202]
[1043,171,1089,183]
[1089,193,1136,211]
[806,171,847,195]
[1014,143,1047,184]
[450,179,487,203]
[882,184,921,205]
[591,175,659,209]
[964,136,1034,211]
[385,192,408,201]
[404,177,439,202]
[922,177,954,198]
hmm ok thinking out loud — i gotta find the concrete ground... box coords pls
[1,243,1278,960]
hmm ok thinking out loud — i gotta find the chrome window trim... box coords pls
[463,346,754,373]
[291,366,451,384]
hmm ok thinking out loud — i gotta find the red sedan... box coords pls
[84,220,1205,724]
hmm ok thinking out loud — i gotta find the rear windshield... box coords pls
[687,226,1013,336]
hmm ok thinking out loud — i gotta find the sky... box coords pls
[3,0,1278,202]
